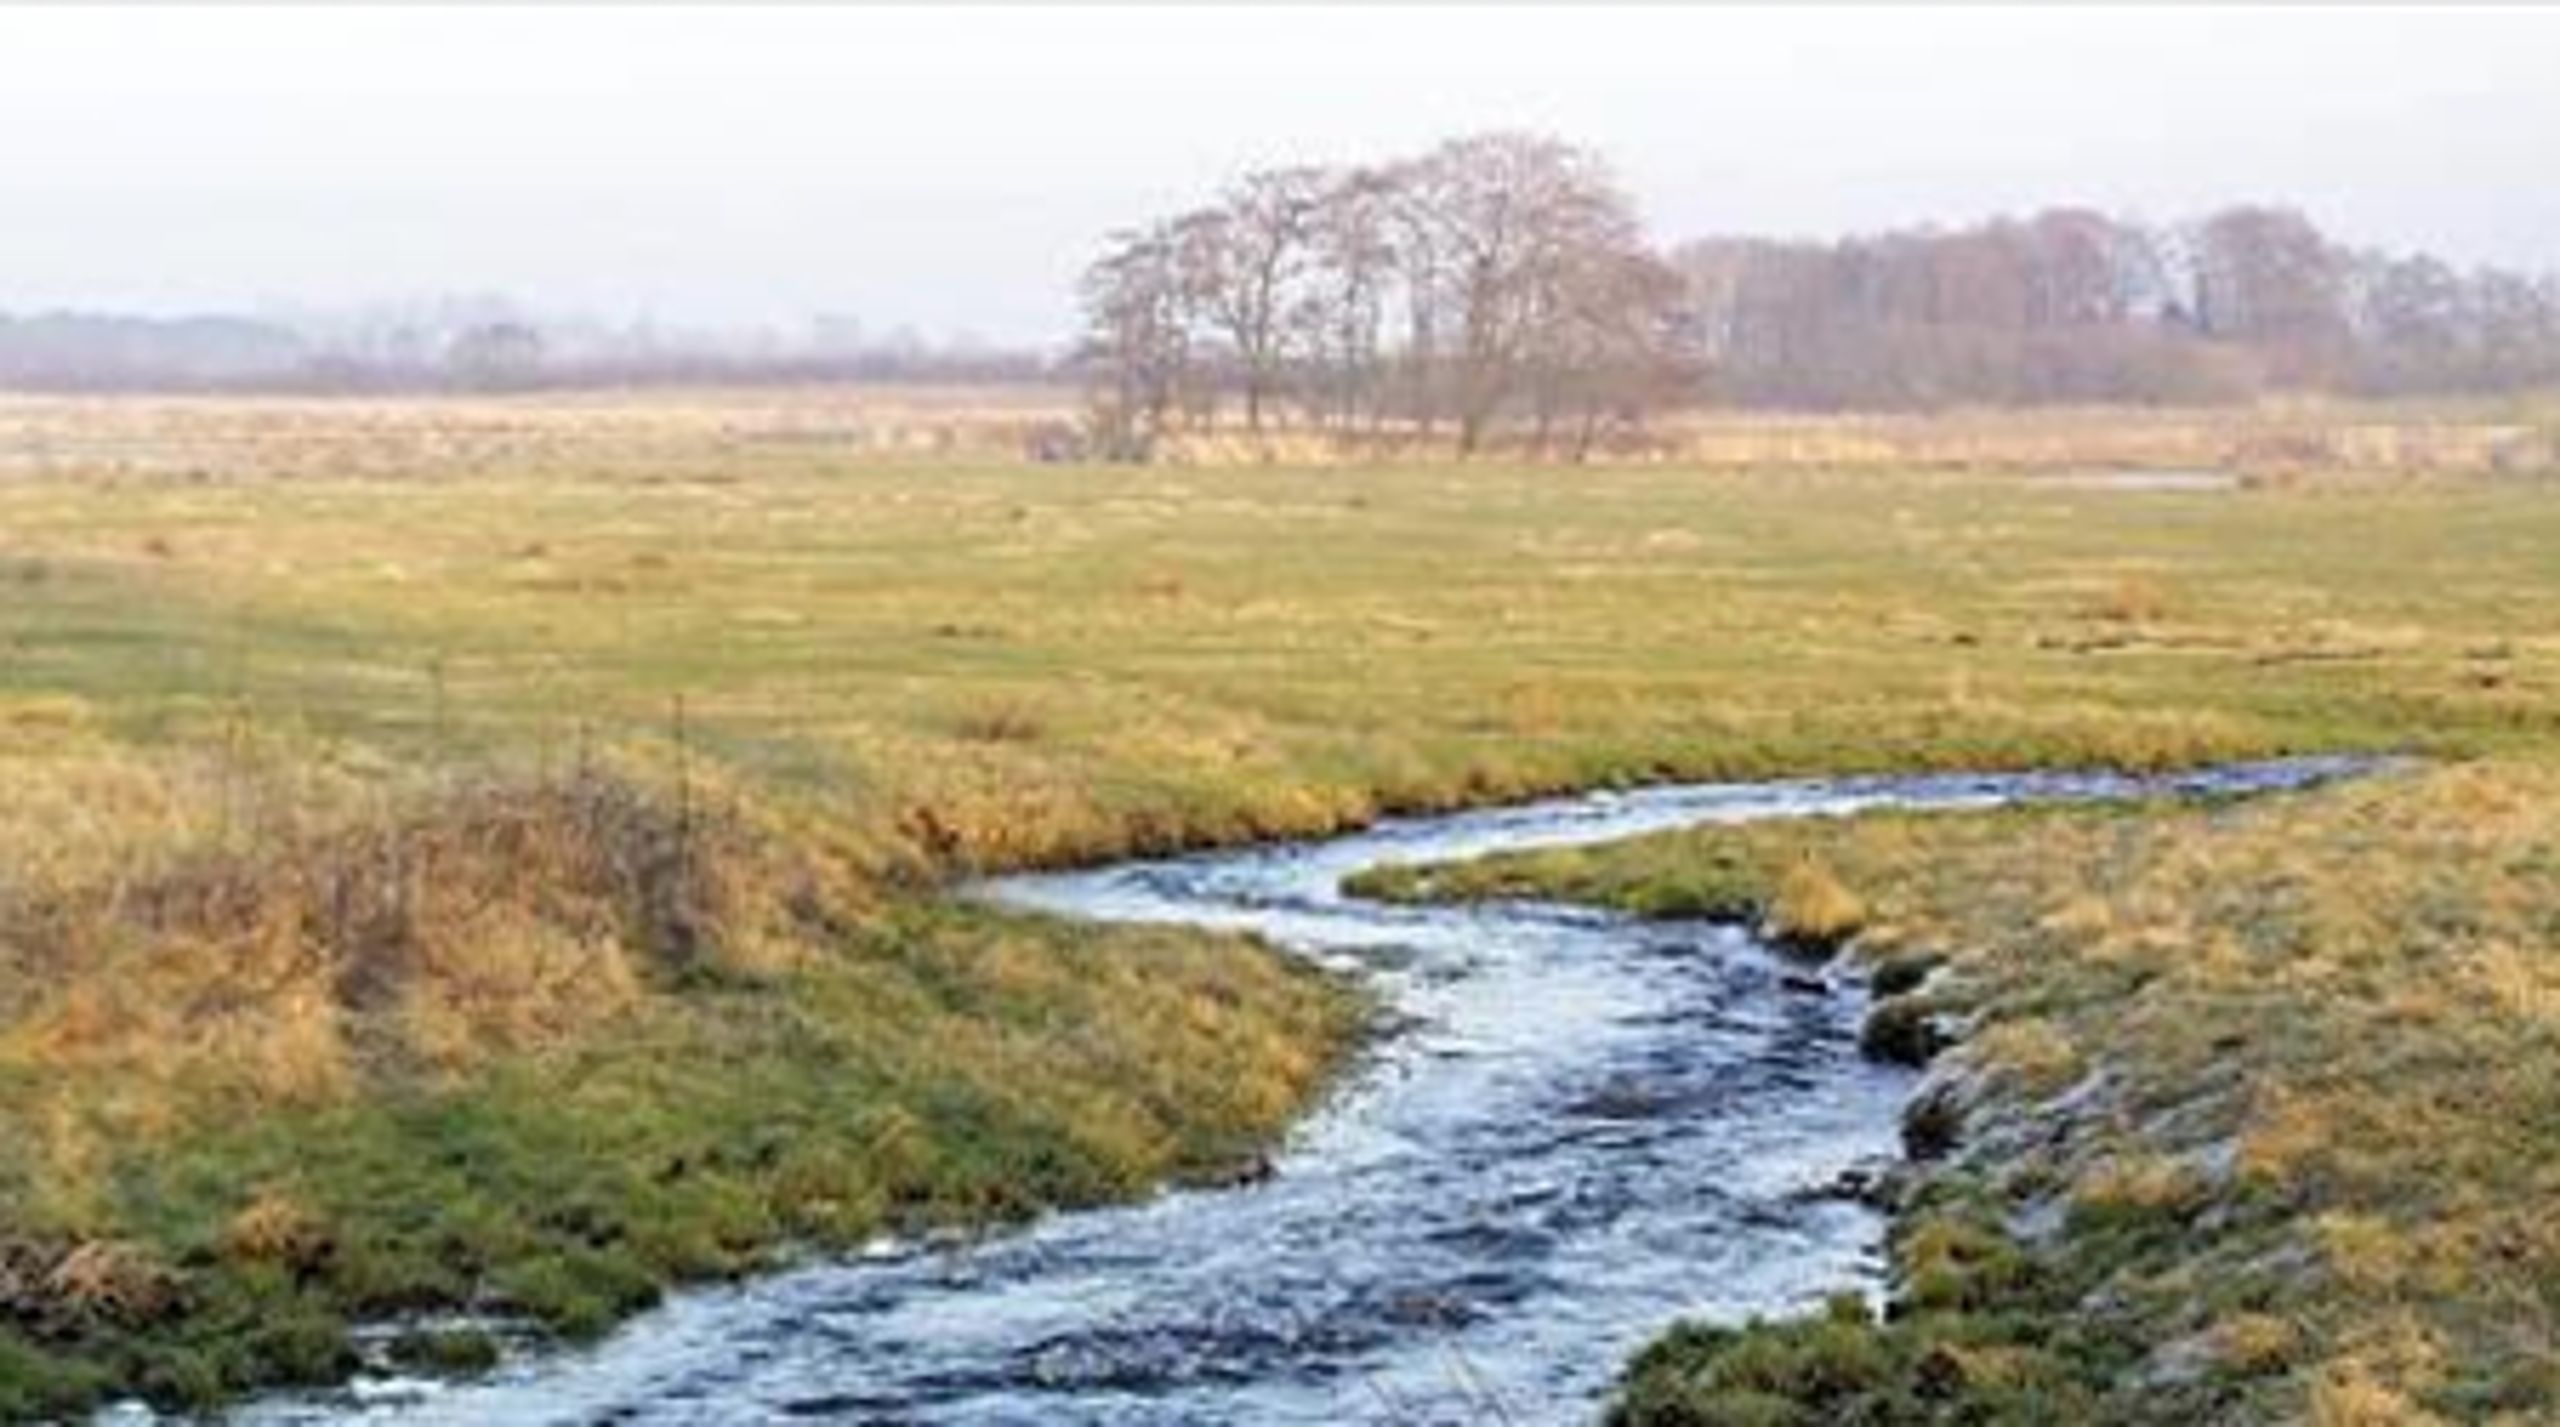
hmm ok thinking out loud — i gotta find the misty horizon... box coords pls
[3,5,2556,347]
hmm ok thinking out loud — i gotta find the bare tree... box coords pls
[2469,267,2560,389]
[1077,223,1194,461]
[446,321,547,391]
[1301,166,1400,432]
[2187,206,2352,383]
[1402,133,1650,453]
[1177,167,1330,434]
[1535,245,1696,459]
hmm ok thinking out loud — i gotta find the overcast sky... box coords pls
[2,5,2554,345]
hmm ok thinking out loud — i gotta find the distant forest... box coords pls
[1678,207,2560,409]
[0,305,1045,395]
[7,132,2554,430]
[1077,134,2560,455]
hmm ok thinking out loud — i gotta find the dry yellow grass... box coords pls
[0,386,1076,482]
[2,387,2551,484]
[1767,854,1866,947]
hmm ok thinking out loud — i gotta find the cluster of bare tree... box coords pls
[1678,205,2560,409]
[1078,134,1695,459]
[1082,136,2560,445]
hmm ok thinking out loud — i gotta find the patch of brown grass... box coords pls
[2085,571,2173,624]
[2308,1360,2446,1427]
[3,771,836,1110]
[219,1190,334,1275]
[2212,1312,2302,1376]
[1767,853,1866,947]
[4,1239,184,1333]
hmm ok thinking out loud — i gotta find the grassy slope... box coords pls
[0,772,1359,1416]
[1,405,2557,1415]
[1357,771,2560,1424]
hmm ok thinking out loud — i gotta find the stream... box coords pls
[227,756,2367,1425]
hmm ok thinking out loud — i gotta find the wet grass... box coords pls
[0,397,2557,1414]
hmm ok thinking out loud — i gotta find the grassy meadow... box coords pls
[0,391,2556,1415]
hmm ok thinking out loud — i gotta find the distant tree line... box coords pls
[9,141,2552,421]
[0,308,1049,395]
[1079,133,2560,453]
[0,313,310,391]
[1679,205,2560,408]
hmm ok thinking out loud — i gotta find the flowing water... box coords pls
[224,756,2367,1426]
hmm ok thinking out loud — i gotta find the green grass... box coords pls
[1363,772,2560,1424]
[0,878,1359,1418]
[0,398,2556,1415]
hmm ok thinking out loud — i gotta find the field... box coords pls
[0,389,2556,1416]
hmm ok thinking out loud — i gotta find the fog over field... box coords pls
[2,5,2555,341]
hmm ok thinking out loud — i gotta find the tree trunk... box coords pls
[1572,406,1602,463]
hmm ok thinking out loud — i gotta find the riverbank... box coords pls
[1359,759,2560,1423]
[0,771,1365,1418]
[269,766,1964,1420]
[4,440,2557,1415]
